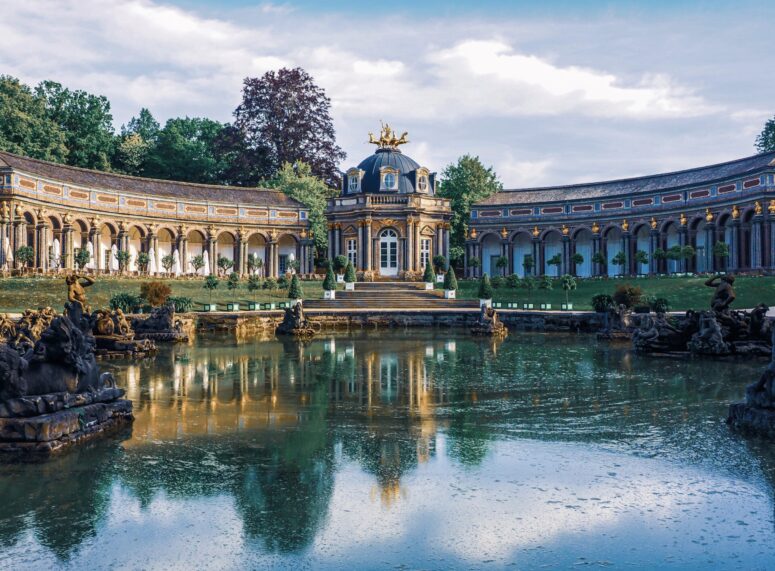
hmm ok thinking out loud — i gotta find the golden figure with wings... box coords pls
[368,122,409,149]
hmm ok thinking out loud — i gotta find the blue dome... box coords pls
[354,148,424,194]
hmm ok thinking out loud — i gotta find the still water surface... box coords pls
[1,330,774,570]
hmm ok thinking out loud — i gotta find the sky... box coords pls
[1,0,774,188]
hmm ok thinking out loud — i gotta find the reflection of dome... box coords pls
[355,149,422,194]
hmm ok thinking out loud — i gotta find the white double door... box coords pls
[379,229,398,276]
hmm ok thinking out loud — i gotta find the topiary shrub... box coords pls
[423,263,436,283]
[505,273,520,288]
[109,293,142,313]
[433,255,448,273]
[288,274,304,300]
[333,255,348,274]
[263,277,278,290]
[539,275,553,290]
[344,261,357,283]
[277,275,289,289]
[443,268,458,291]
[140,281,172,307]
[613,283,643,308]
[649,296,671,313]
[477,274,494,300]
[168,296,193,312]
[591,293,614,313]
[491,275,504,289]
[322,267,336,291]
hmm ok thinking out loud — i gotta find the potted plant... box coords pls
[114,250,131,274]
[14,246,34,274]
[189,254,205,276]
[288,274,304,306]
[559,274,577,310]
[226,272,240,311]
[495,255,509,277]
[74,247,91,272]
[423,262,436,290]
[547,253,562,277]
[334,255,348,283]
[203,274,219,311]
[247,274,261,310]
[343,260,357,290]
[521,254,534,277]
[323,266,337,299]
[478,273,493,308]
[539,275,553,309]
[634,250,649,274]
[592,251,607,274]
[136,251,150,274]
[161,253,175,276]
[468,256,480,276]
[247,253,263,276]
[611,251,627,276]
[571,252,584,276]
[520,276,535,309]
[433,255,447,283]
[443,267,458,299]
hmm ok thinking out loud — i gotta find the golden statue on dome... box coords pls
[368,122,409,149]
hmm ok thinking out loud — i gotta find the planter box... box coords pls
[345,282,355,291]
[289,299,302,307]
[336,274,345,283]
[561,303,574,311]
[424,282,434,290]
[492,302,503,309]
[540,303,552,310]
[324,290,336,300]
[227,303,240,311]
[248,302,258,310]
[507,302,519,309]
[479,299,492,308]
[436,275,444,283]
[522,303,534,310]
[204,303,218,312]
[444,290,456,299]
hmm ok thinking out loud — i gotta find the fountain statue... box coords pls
[470,305,508,337]
[632,274,772,356]
[276,302,316,337]
[131,303,188,342]
[0,275,133,457]
[728,328,775,436]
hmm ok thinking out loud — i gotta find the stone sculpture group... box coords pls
[471,305,508,337]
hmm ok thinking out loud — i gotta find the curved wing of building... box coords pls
[468,152,775,278]
[0,151,314,276]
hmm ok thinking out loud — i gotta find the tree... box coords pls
[495,255,509,276]
[265,162,337,253]
[247,253,263,276]
[247,275,262,301]
[288,274,304,300]
[113,108,160,176]
[592,251,607,269]
[522,254,535,276]
[333,255,348,275]
[217,255,234,276]
[571,252,584,273]
[438,155,502,255]
[344,261,356,283]
[423,262,436,284]
[443,268,458,291]
[713,241,730,259]
[521,275,536,300]
[547,253,562,276]
[233,67,346,186]
[559,274,577,305]
[204,275,219,303]
[634,250,649,269]
[755,115,775,153]
[477,274,494,300]
[189,254,205,275]
[0,75,68,162]
[35,80,115,170]
[653,248,667,261]
[143,117,227,183]
[14,246,34,271]
[468,257,480,270]
[611,251,627,274]
[539,275,553,290]
[680,245,696,261]
[211,124,274,187]
[114,250,131,274]
[74,247,91,270]
[161,254,175,274]
[433,255,448,273]
[227,272,240,300]
[322,267,336,291]
[140,281,171,307]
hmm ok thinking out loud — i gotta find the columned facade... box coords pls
[467,152,775,276]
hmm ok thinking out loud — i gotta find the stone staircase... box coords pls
[304,281,479,311]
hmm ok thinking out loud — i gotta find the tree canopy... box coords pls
[438,155,503,263]
[755,115,775,153]
[233,67,346,187]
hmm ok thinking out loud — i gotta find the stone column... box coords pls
[562,234,571,275]
[206,228,216,276]
[327,224,335,261]
[178,229,188,275]
[621,231,631,276]
[36,221,48,271]
[364,219,372,272]
[0,204,7,269]
[751,215,763,270]
[592,234,602,276]
[89,222,100,272]
[678,226,688,273]
[531,238,540,277]
[649,228,659,274]
[767,212,775,271]
[62,219,74,271]
[728,219,741,271]
[704,223,716,273]
[405,218,414,273]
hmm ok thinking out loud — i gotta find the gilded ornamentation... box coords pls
[650,217,658,230]
[621,219,629,232]
[62,212,72,225]
[532,226,540,238]
[561,224,569,236]
[591,221,600,234]
[680,213,687,226]
[705,208,714,223]
[500,227,509,239]
[731,205,740,219]
[300,228,308,239]
[368,122,409,149]
[769,199,775,214]
[14,204,22,217]
[754,201,763,215]
[469,228,477,239]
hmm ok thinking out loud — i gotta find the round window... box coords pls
[383,173,396,189]
[348,176,359,192]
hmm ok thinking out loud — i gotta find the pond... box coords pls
[1,330,774,569]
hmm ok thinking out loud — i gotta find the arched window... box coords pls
[348,175,359,193]
[383,172,396,190]
[417,175,428,192]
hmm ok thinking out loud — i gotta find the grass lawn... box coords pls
[453,275,775,311]
[0,275,324,313]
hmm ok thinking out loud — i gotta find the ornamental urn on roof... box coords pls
[732,205,740,219]
[754,201,763,215]
[705,208,714,223]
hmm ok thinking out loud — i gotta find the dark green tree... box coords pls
[343,261,356,283]
[522,254,535,276]
[443,268,458,291]
[0,76,67,161]
[204,274,219,303]
[113,108,160,175]
[755,115,775,153]
[247,275,261,302]
[227,272,240,300]
[322,266,336,291]
[438,155,502,255]
[423,262,436,283]
[477,273,494,300]
[288,274,304,300]
[74,247,91,270]
[547,253,562,276]
[144,117,227,183]
[35,80,115,170]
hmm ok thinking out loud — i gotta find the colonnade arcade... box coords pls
[0,202,314,277]
[467,202,775,278]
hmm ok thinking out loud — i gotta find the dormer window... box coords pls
[348,175,359,193]
[384,172,396,189]
[417,175,428,192]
